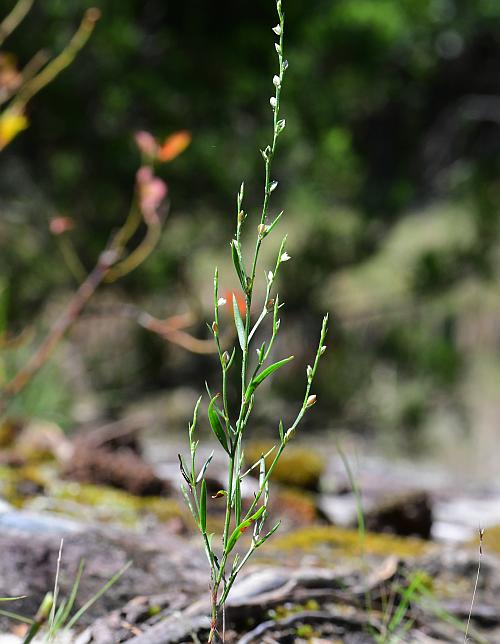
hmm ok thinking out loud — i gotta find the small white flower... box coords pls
[280,251,291,262]
[269,180,278,192]
[217,297,227,307]
[272,24,281,35]
[270,96,277,108]
[273,75,281,88]
[267,270,274,282]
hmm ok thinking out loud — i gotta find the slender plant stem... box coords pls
[182,4,329,641]
[0,0,34,47]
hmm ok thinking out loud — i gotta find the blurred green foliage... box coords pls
[2,0,500,446]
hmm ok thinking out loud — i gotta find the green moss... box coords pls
[245,441,325,490]
[147,605,162,617]
[0,464,50,507]
[47,482,188,528]
[296,624,315,638]
[270,599,320,621]
[272,525,433,559]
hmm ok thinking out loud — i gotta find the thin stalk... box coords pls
[9,8,100,115]
[182,4,329,641]
[0,0,34,46]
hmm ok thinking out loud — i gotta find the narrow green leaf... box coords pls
[267,210,283,236]
[196,450,214,483]
[65,562,132,631]
[189,395,203,436]
[226,506,266,554]
[259,456,266,490]
[181,484,198,522]
[231,240,247,292]
[226,347,236,369]
[0,609,33,624]
[208,395,230,453]
[245,355,293,400]
[232,293,246,351]
[255,520,281,547]
[200,480,207,533]
[58,560,84,627]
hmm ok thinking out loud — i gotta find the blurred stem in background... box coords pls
[0,2,100,150]
[0,2,212,413]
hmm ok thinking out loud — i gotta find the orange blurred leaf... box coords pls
[223,289,247,317]
[157,130,191,162]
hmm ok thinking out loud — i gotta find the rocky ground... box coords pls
[0,416,499,643]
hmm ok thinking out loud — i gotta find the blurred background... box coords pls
[2,0,500,476]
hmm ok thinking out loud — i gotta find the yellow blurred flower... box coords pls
[0,110,28,149]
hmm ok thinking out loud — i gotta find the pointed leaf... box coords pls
[208,395,230,453]
[255,520,281,547]
[245,355,293,400]
[196,450,214,483]
[231,240,247,292]
[226,506,266,554]
[233,293,246,350]
[181,484,197,521]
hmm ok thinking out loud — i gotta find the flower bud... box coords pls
[306,394,317,408]
[212,321,218,335]
[258,223,268,236]
[222,351,230,365]
[270,97,277,108]
[307,365,313,380]
[272,24,281,35]
[320,345,327,355]
[273,75,281,88]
